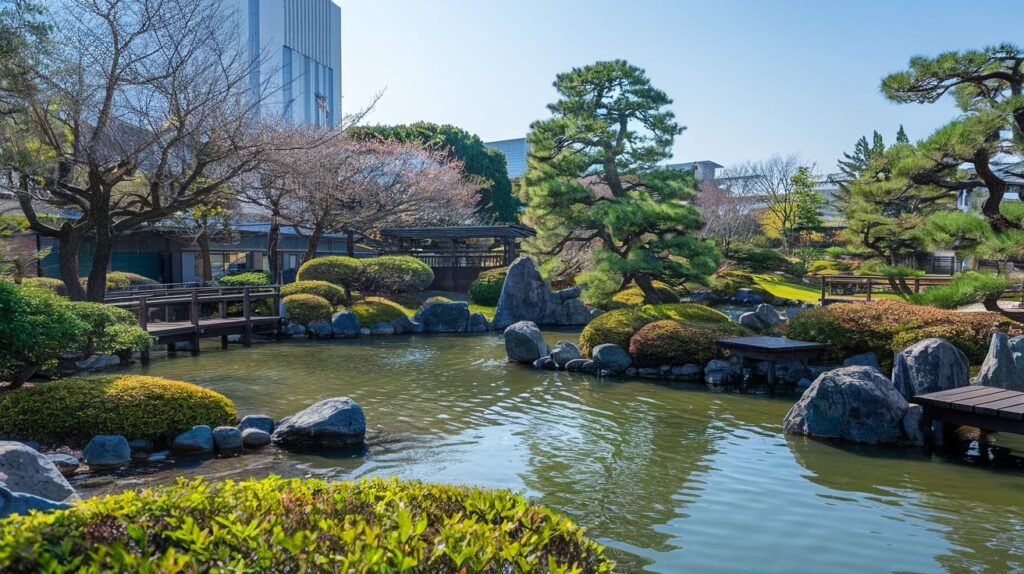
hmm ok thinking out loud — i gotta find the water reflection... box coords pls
[76,333,1024,574]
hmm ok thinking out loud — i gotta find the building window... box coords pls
[282,46,293,117]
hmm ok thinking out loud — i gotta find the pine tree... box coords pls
[896,125,909,145]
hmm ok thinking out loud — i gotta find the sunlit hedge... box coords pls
[281,280,349,307]
[0,476,612,573]
[629,320,749,367]
[579,303,731,355]
[0,375,236,447]
[468,267,507,306]
[283,294,333,325]
[296,256,364,297]
[349,297,409,326]
[360,256,434,294]
[217,271,272,287]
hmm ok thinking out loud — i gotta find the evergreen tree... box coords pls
[896,125,910,145]
[520,60,718,303]
[838,131,886,180]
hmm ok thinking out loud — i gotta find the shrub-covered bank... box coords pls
[0,476,613,573]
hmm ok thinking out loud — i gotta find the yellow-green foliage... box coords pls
[0,375,236,447]
[579,303,730,355]
[104,271,158,290]
[628,320,750,367]
[349,297,409,326]
[283,294,333,325]
[608,281,679,308]
[296,256,364,293]
[281,280,349,306]
[360,256,434,294]
[467,267,508,306]
[217,271,272,287]
[0,476,612,573]
[21,276,67,295]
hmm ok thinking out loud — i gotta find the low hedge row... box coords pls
[786,300,1018,364]
[579,303,731,355]
[628,320,750,367]
[217,271,272,287]
[0,476,613,572]
[296,256,434,296]
[0,375,237,447]
[22,272,157,294]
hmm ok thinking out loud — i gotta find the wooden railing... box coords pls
[386,251,508,269]
[819,274,954,303]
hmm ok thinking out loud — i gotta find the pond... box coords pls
[91,333,1024,573]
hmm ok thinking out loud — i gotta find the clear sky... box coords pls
[340,0,1024,172]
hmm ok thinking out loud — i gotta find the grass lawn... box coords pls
[752,274,905,303]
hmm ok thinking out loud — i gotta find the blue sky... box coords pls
[341,0,1024,172]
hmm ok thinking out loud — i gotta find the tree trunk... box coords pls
[634,274,663,305]
[4,362,39,390]
[59,232,87,300]
[86,221,114,302]
[975,149,1019,231]
[267,214,281,284]
[301,224,325,264]
[198,231,213,282]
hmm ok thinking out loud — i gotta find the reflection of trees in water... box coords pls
[515,379,788,567]
[787,436,1024,573]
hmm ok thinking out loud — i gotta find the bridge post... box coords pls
[190,288,200,356]
[819,277,826,305]
[866,278,873,302]
[219,292,228,349]
[242,287,253,347]
[138,296,150,364]
[273,285,283,338]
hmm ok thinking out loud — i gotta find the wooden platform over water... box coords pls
[911,385,1024,436]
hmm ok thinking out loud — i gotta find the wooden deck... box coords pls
[716,336,829,387]
[106,285,283,360]
[911,385,1024,437]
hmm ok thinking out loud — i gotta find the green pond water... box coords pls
[96,333,1024,573]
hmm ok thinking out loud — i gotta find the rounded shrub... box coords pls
[629,320,750,367]
[579,303,731,355]
[0,375,237,447]
[281,280,348,306]
[0,283,85,388]
[217,271,272,286]
[67,301,152,356]
[283,294,333,325]
[104,271,158,290]
[0,476,612,572]
[21,276,67,295]
[360,256,434,294]
[348,297,409,326]
[608,281,680,308]
[468,266,508,306]
[296,256,364,296]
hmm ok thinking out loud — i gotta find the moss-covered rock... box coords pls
[0,375,236,447]
[579,303,731,355]
[0,476,612,572]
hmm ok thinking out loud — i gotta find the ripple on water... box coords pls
[107,335,1024,574]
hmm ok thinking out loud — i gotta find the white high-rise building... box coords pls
[234,0,342,127]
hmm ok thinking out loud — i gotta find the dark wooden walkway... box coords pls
[911,385,1024,437]
[106,285,283,360]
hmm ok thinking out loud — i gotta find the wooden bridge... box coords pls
[105,285,283,361]
[911,385,1024,445]
[818,274,955,305]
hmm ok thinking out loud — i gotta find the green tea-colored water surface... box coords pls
[109,334,1024,573]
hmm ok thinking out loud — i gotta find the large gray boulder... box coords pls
[414,301,470,333]
[974,333,1024,390]
[783,366,908,445]
[891,338,969,399]
[307,319,333,339]
[171,425,215,455]
[591,343,633,375]
[0,441,77,503]
[491,257,590,329]
[843,352,880,370]
[503,321,549,363]
[82,435,131,468]
[331,310,360,338]
[241,428,272,449]
[739,303,786,332]
[1,486,72,519]
[391,315,422,335]
[550,341,582,368]
[272,397,366,449]
[467,312,490,333]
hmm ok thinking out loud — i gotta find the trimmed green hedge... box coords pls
[67,302,152,356]
[283,294,333,325]
[20,276,67,295]
[349,297,409,326]
[297,256,364,297]
[629,320,749,367]
[361,256,434,294]
[0,375,237,447]
[607,281,680,309]
[579,303,731,355]
[0,476,612,572]
[281,280,349,306]
[0,283,85,387]
[217,271,272,286]
[468,267,508,306]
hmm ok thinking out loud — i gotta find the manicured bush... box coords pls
[297,256,364,297]
[785,300,1017,364]
[579,303,731,355]
[629,320,750,367]
[281,280,349,306]
[282,294,333,325]
[0,375,237,446]
[217,271,272,286]
[104,271,158,290]
[0,283,85,388]
[608,281,679,308]
[348,297,410,326]
[67,302,152,356]
[909,271,1013,310]
[467,266,508,306]
[732,247,793,273]
[708,269,765,297]
[0,476,612,573]
[360,256,434,294]
[21,276,67,295]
